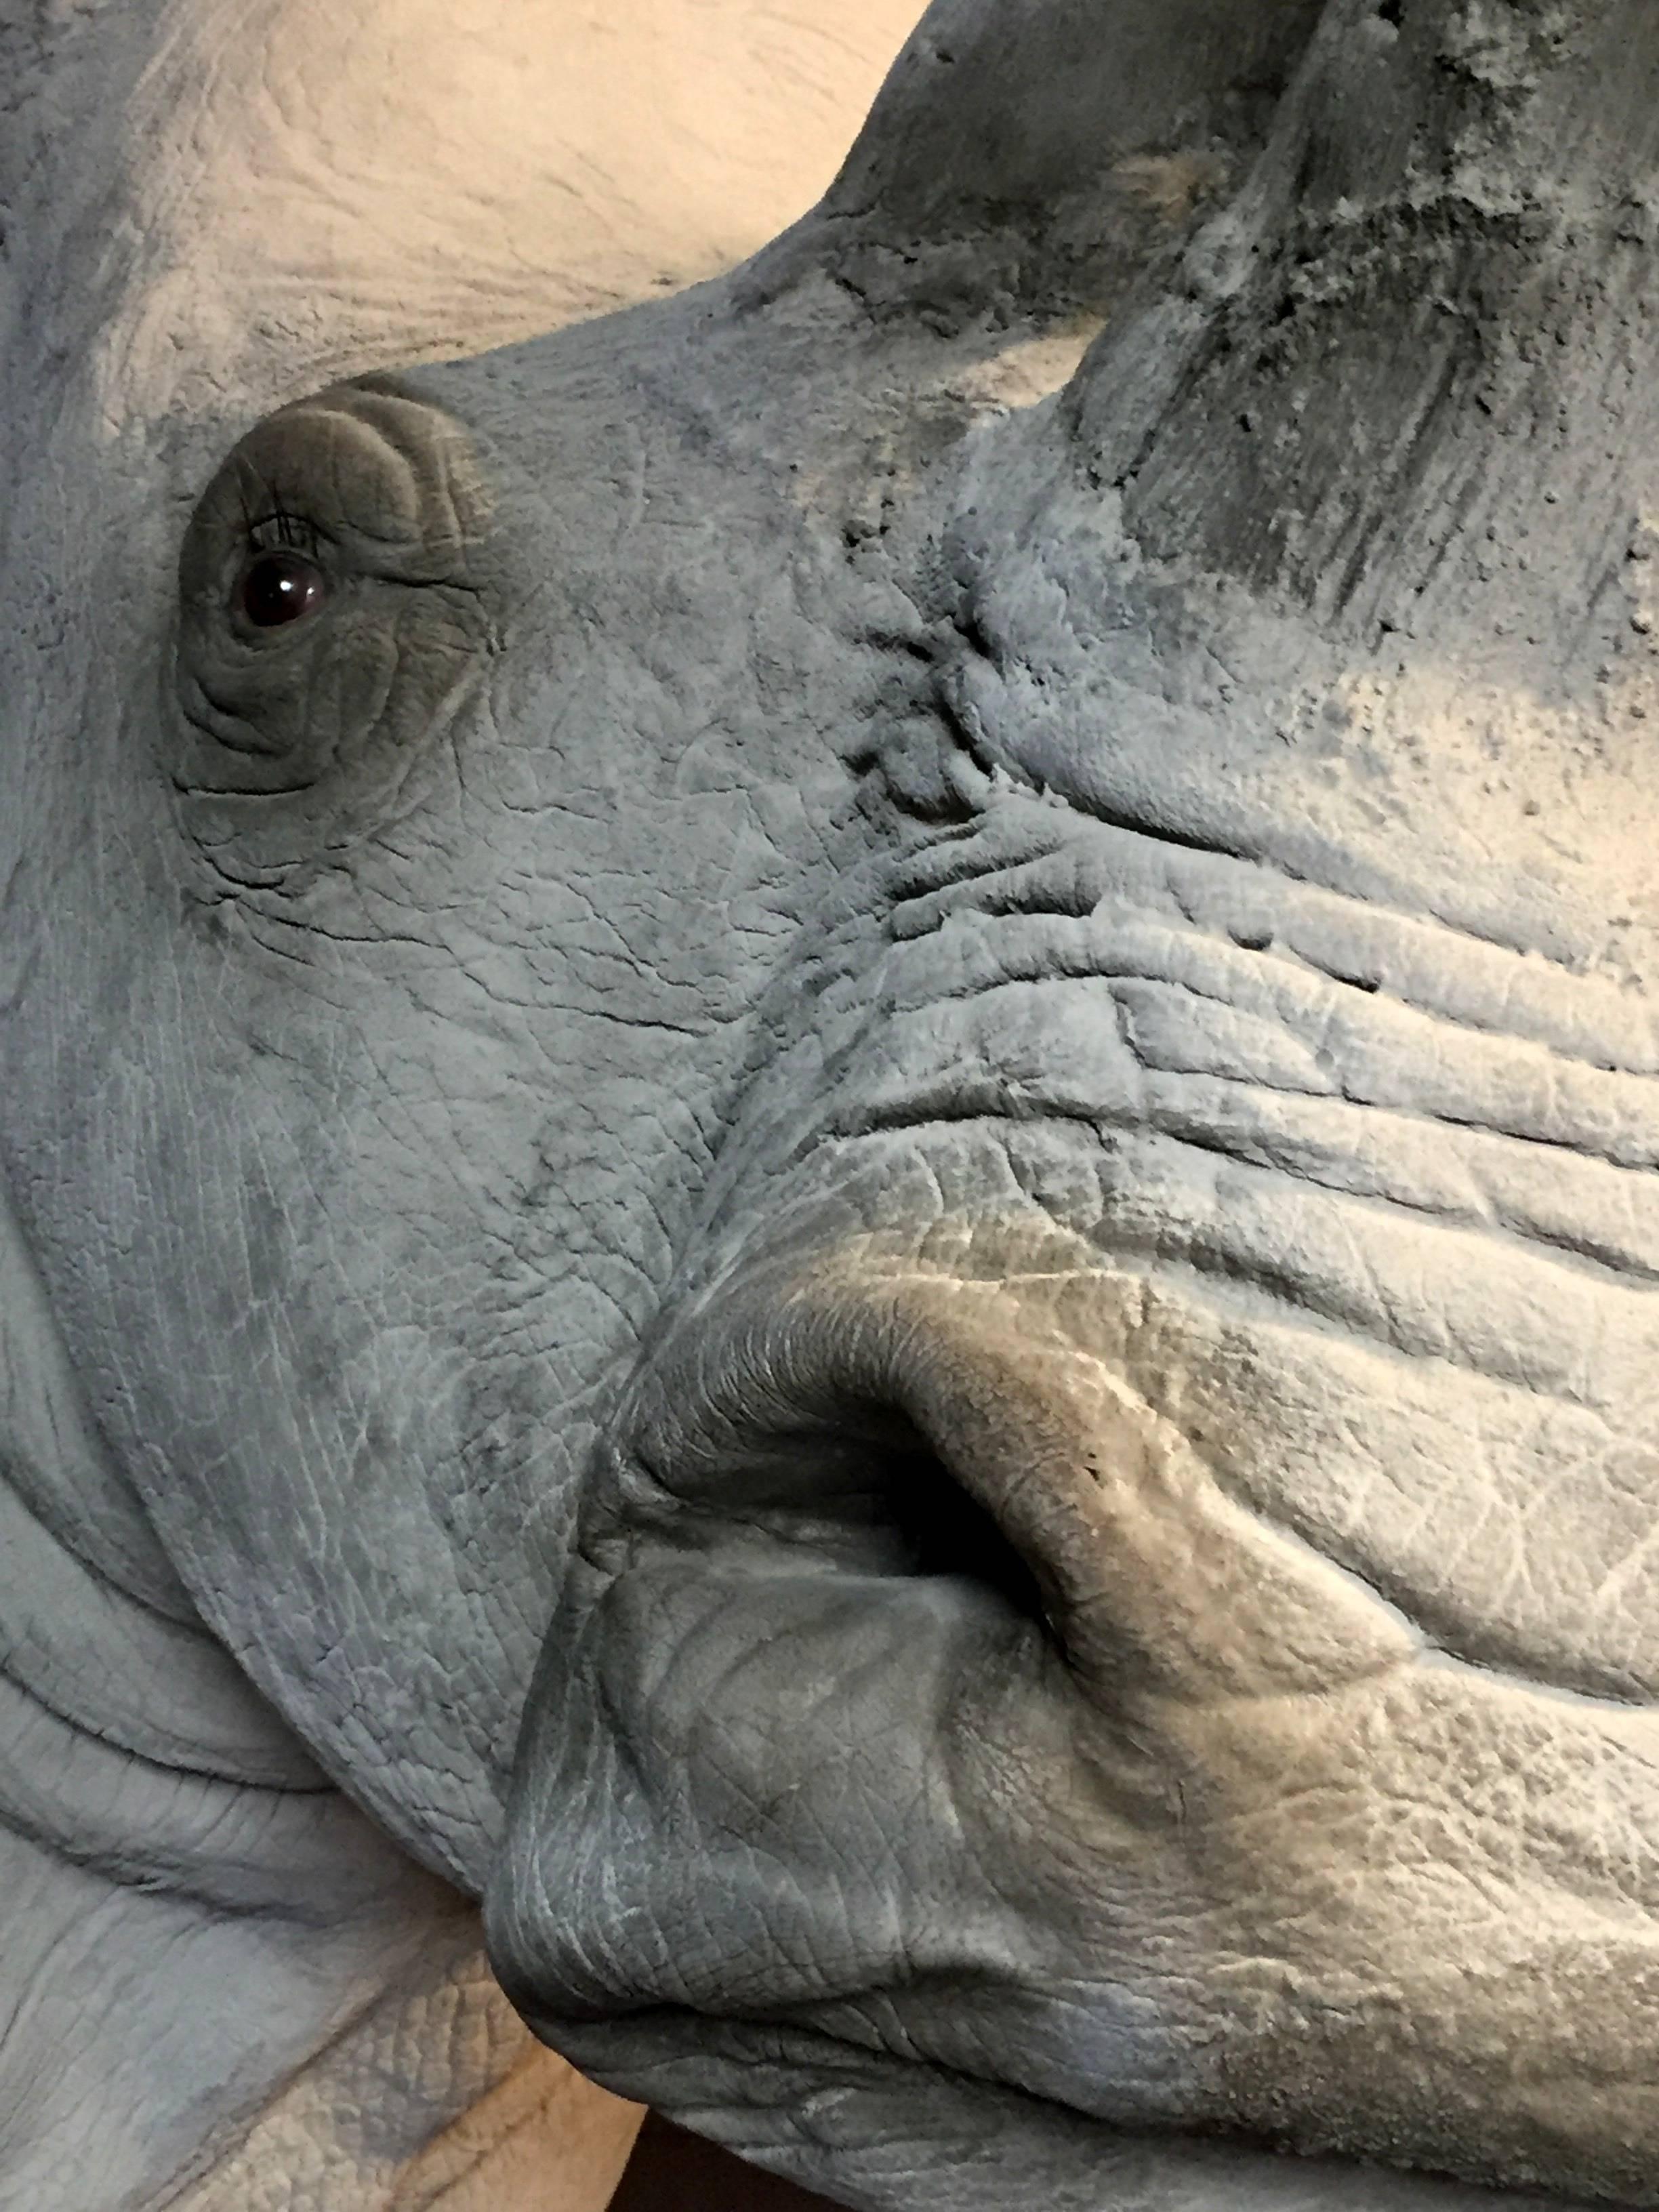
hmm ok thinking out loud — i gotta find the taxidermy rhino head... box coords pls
[6,0,1659,2205]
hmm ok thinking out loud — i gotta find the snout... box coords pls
[490,1211,1659,2210]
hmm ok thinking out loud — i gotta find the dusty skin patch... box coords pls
[94,0,922,434]
[953,319,1107,415]
[1300,647,1659,991]
[776,150,1226,520]
[1113,150,1230,226]
[954,150,1229,424]
[783,312,1107,541]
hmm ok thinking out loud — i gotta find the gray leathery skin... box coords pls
[5,0,1659,2206]
[0,1143,475,2206]
[498,2,1659,2202]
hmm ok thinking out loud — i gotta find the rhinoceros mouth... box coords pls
[508,2006,1627,2212]
[493,1217,1659,2211]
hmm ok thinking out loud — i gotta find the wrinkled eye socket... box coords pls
[236,548,328,630]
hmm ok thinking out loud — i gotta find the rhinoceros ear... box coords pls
[744,0,1328,335]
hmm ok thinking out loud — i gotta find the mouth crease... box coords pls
[533,2001,1644,2211]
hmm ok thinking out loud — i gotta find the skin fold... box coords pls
[5,0,1659,2207]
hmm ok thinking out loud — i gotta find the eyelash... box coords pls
[243,504,324,560]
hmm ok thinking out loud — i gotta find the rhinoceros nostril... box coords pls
[610,1263,1077,1647]
[615,1238,1422,1711]
[876,1429,1050,1625]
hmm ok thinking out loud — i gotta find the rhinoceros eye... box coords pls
[236,546,328,629]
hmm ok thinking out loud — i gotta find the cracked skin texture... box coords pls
[11,0,1659,2209]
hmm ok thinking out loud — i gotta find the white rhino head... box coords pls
[3,2,1657,2208]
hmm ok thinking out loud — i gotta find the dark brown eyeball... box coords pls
[237,549,327,629]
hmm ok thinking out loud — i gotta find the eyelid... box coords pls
[243,507,328,560]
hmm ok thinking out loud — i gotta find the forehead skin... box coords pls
[95,0,921,436]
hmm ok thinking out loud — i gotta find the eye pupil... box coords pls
[238,549,326,628]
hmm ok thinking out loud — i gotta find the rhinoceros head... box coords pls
[5,1,1659,2206]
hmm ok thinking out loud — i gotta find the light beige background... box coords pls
[102,0,924,431]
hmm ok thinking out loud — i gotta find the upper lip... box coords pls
[493,1229,1659,2209]
[489,2003,1629,2212]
